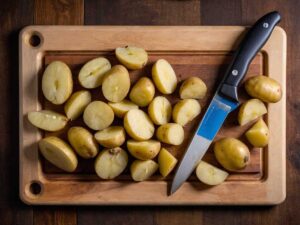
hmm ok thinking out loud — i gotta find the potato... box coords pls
[27,110,68,131]
[68,126,99,158]
[245,119,269,147]
[245,75,282,103]
[94,147,128,179]
[238,99,267,126]
[108,100,138,118]
[172,99,201,126]
[115,46,148,70]
[83,101,114,130]
[94,126,126,148]
[129,77,155,107]
[130,160,158,181]
[148,96,172,125]
[64,90,91,120]
[78,57,111,89]
[158,148,177,177]
[127,139,161,160]
[42,61,73,105]
[152,59,177,94]
[196,161,228,186]
[214,138,250,171]
[102,65,130,102]
[156,123,184,145]
[39,136,78,172]
[124,109,154,141]
[179,77,207,99]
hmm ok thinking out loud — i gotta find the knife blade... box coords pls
[170,11,281,195]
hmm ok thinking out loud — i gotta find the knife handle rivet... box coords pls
[263,22,269,28]
[232,70,238,76]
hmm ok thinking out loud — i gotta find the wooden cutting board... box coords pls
[19,26,286,205]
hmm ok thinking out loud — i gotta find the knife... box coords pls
[170,11,281,195]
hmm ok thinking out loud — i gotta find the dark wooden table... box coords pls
[1,0,299,224]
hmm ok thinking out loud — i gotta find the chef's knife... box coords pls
[170,11,281,195]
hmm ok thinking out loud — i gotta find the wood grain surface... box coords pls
[0,0,298,224]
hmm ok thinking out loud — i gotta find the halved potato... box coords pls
[196,161,228,185]
[156,123,184,145]
[27,110,68,131]
[115,46,148,70]
[108,100,138,118]
[130,160,159,181]
[127,139,161,160]
[172,99,201,126]
[238,99,267,126]
[148,96,172,125]
[179,77,207,99]
[158,148,178,177]
[39,136,78,172]
[83,101,114,130]
[129,77,155,107]
[245,118,269,147]
[94,126,126,148]
[124,109,154,141]
[64,90,91,120]
[102,65,130,102]
[152,59,177,94]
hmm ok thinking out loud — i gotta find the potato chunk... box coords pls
[115,46,148,70]
[130,160,158,181]
[158,148,177,177]
[108,100,138,118]
[127,139,161,160]
[245,119,269,147]
[148,96,172,125]
[129,77,155,107]
[64,90,91,120]
[179,77,207,99]
[94,126,126,148]
[156,123,184,145]
[172,99,201,126]
[238,99,267,126]
[196,161,228,185]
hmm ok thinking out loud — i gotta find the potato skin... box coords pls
[245,75,282,103]
[179,77,207,99]
[127,139,161,160]
[129,77,155,107]
[94,126,126,148]
[245,119,269,147]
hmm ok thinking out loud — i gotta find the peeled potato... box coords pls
[130,160,159,181]
[83,101,114,130]
[156,123,184,145]
[152,59,177,94]
[108,100,138,118]
[115,46,148,70]
[179,77,207,99]
[102,65,130,102]
[172,99,201,126]
[64,90,91,120]
[148,96,172,125]
[78,57,111,89]
[214,138,250,171]
[94,126,126,148]
[124,109,154,141]
[27,110,68,131]
[129,77,155,107]
[245,118,269,147]
[39,136,78,172]
[42,61,73,105]
[196,161,228,185]
[94,147,128,179]
[245,75,282,103]
[68,126,99,158]
[127,139,161,160]
[158,148,178,177]
[238,99,267,126]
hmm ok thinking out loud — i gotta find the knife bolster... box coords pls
[219,83,239,102]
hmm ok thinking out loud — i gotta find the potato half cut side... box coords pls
[94,126,126,148]
[156,123,184,145]
[148,96,172,125]
[172,99,201,126]
[64,90,91,120]
[108,100,138,118]
[238,99,267,126]
[130,160,159,181]
[129,77,155,107]
[115,46,148,70]
[179,77,207,99]
[158,148,178,177]
[196,161,228,185]
[127,139,161,160]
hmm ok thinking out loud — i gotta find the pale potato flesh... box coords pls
[245,118,269,147]
[115,46,148,70]
[94,126,126,148]
[124,109,154,141]
[64,90,91,120]
[39,136,78,172]
[156,123,184,145]
[238,99,267,126]
[94,147,128,179]
[27,110,68,131]
[78,57,111,89]
[148,96,172,125]
[127,139,161,160]
[108,100,138,118]
[130,159,158,181]
[83,101,114,130]
[158,148,178,177]
[129,77,155,107]
[68,126,99,158]
[179,77,207,99]
[172,99,201,126]
[152,59,177,94]
[42,61,73,105]
[102,65,130,102]
[196,161,228,186]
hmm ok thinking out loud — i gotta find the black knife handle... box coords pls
[219,11,281,101]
